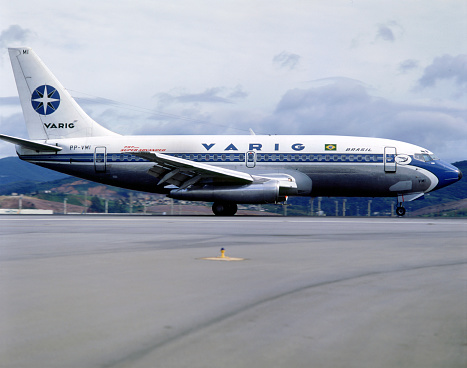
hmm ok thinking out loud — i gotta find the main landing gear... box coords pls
[212,202,238,216]
[396,204,406,217]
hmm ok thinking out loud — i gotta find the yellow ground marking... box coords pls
[199,248,246,261]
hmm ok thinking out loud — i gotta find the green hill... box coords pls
[0,157,69,187]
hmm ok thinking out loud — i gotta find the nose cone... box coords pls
[438,163,463,188]
[433,161,463,190]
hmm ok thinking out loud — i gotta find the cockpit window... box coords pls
[423,154,433,162]
[414,153,439,162]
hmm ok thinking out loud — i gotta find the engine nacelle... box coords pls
[168,180,286,204]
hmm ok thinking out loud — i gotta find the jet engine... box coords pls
[168,179,287,204]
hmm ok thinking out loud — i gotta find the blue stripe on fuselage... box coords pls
[409,159,461,190]
[20,152,387,164]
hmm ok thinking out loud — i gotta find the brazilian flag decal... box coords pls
[325,144,337,151]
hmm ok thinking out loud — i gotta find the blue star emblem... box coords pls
[31,85,60,115]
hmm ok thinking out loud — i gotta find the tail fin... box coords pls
[8,47,118,140]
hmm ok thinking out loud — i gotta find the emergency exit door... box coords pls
[246,151,256,168]
[94,146,107,173]
[384,147,396,173]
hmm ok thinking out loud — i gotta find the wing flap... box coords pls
[134,151,253,185]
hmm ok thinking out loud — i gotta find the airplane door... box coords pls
[246,151,256,168]
[384,147,396,173]
[94,146,107,173]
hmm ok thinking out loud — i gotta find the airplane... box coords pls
[0,47,462,216]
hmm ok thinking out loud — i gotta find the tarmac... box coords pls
[1,215,466,368]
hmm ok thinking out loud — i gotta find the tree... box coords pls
[88,196,104,213]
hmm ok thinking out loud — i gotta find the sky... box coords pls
[0,0,466,162]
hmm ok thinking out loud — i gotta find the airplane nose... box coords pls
[433,162,463,190]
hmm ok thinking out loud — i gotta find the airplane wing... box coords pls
[0,134,62,152]
[133,151,254,188]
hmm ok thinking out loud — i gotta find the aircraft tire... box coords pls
[212,202,237,216]
[396,206,406,217]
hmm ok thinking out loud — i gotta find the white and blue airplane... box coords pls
[0,47,462,216]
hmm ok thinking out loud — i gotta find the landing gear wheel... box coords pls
[396,206,406,217]
[212,202,238,216]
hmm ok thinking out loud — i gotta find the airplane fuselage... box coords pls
[17,134,460,199]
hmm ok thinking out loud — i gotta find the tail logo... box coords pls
[31,85,60,115]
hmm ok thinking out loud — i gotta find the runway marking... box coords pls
[1,216,466,226]
[199,256,246,261]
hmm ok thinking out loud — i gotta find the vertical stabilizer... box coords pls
[8,47,118,140]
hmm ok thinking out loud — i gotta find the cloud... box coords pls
[0,112,28,139]
[0,25,35,49]
[155,85,248,107]
[417,54,467,88]
[273,51,301,70]
[398,59,419,74]
[81,77,465,162]
[376,25,395,42]
[0,97,20,106]
[262,78,467,162]
[271,78,384,135]
[375,21,402,43]
[227,85,248,99]
[72,90,251,136]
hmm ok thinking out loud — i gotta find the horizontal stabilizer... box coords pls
[0,134,62,152]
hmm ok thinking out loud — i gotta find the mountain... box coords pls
[0,157,69,186]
